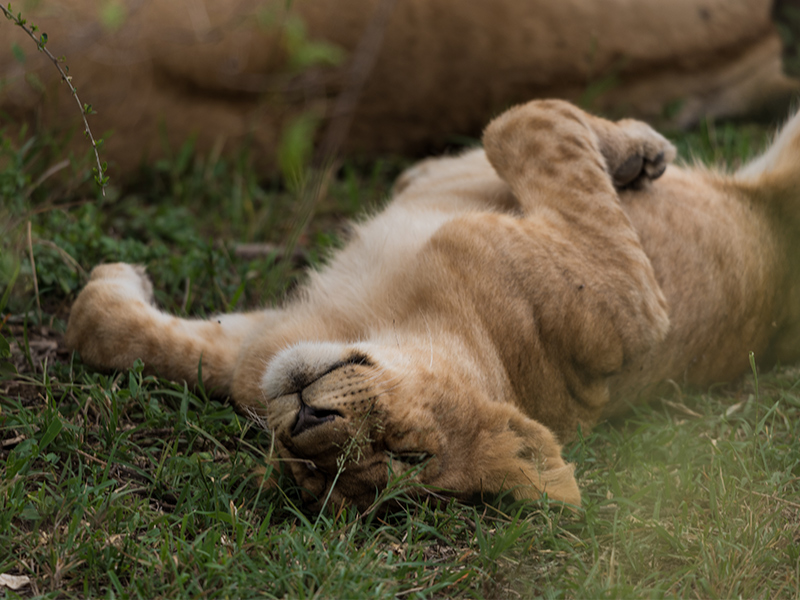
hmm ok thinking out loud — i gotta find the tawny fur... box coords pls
[2,0,797,174]
[65,100,800,509]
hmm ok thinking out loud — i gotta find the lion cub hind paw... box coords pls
[611,120,676,190]
[613,150,667,188]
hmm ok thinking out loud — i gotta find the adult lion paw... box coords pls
[64,263,157,371]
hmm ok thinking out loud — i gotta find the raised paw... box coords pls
[606,119,676,190]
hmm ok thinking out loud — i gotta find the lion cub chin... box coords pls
[66,100,800,511]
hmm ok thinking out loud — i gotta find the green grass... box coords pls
[1,119,800,599]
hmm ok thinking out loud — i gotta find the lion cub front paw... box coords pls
[85,263,155,304]
[607,120,677,189]
[64,263,157,370]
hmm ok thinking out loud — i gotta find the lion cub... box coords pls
[66,100,800,509]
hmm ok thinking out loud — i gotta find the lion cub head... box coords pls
[260,340,581,510]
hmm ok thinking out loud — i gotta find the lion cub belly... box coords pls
[302,149,514,322]
[303,203,481,320]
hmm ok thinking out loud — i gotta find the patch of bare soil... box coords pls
[1,318,68,403]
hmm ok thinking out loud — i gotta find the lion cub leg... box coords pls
[483,100,671,381]
[65,263,279,395]
[483,99,676,208]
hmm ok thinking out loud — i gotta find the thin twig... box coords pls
[26,221,42,323]
[31,238,88,281]
[1,4,108,194]
[27,199,92,217]
[660,397,703,419]
[314,0,399,166]
[749,490,800,511]
[74,448,108,468]
[234,242,307,264]
[1,434,26,447]
[181,277,191,314]
[25,159,70,199]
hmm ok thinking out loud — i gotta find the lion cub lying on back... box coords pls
[66,100,800,509]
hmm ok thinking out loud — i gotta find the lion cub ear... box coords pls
[503,414,582,508]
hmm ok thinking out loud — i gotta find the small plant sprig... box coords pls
[1,3,108,194]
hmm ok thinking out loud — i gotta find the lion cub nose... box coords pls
[291,402,342,437]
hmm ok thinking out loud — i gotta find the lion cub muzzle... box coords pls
[283,359,380,442]
[263,350,400,509]
[266,355,384,463]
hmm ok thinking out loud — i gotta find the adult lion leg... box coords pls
[65,263,280,396]
[482,100,671,387]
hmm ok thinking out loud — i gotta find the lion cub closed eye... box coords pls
[66,100,800,510]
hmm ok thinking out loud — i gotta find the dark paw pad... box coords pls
[613,151,667,190]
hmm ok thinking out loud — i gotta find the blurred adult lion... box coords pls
[1,0,797,175]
